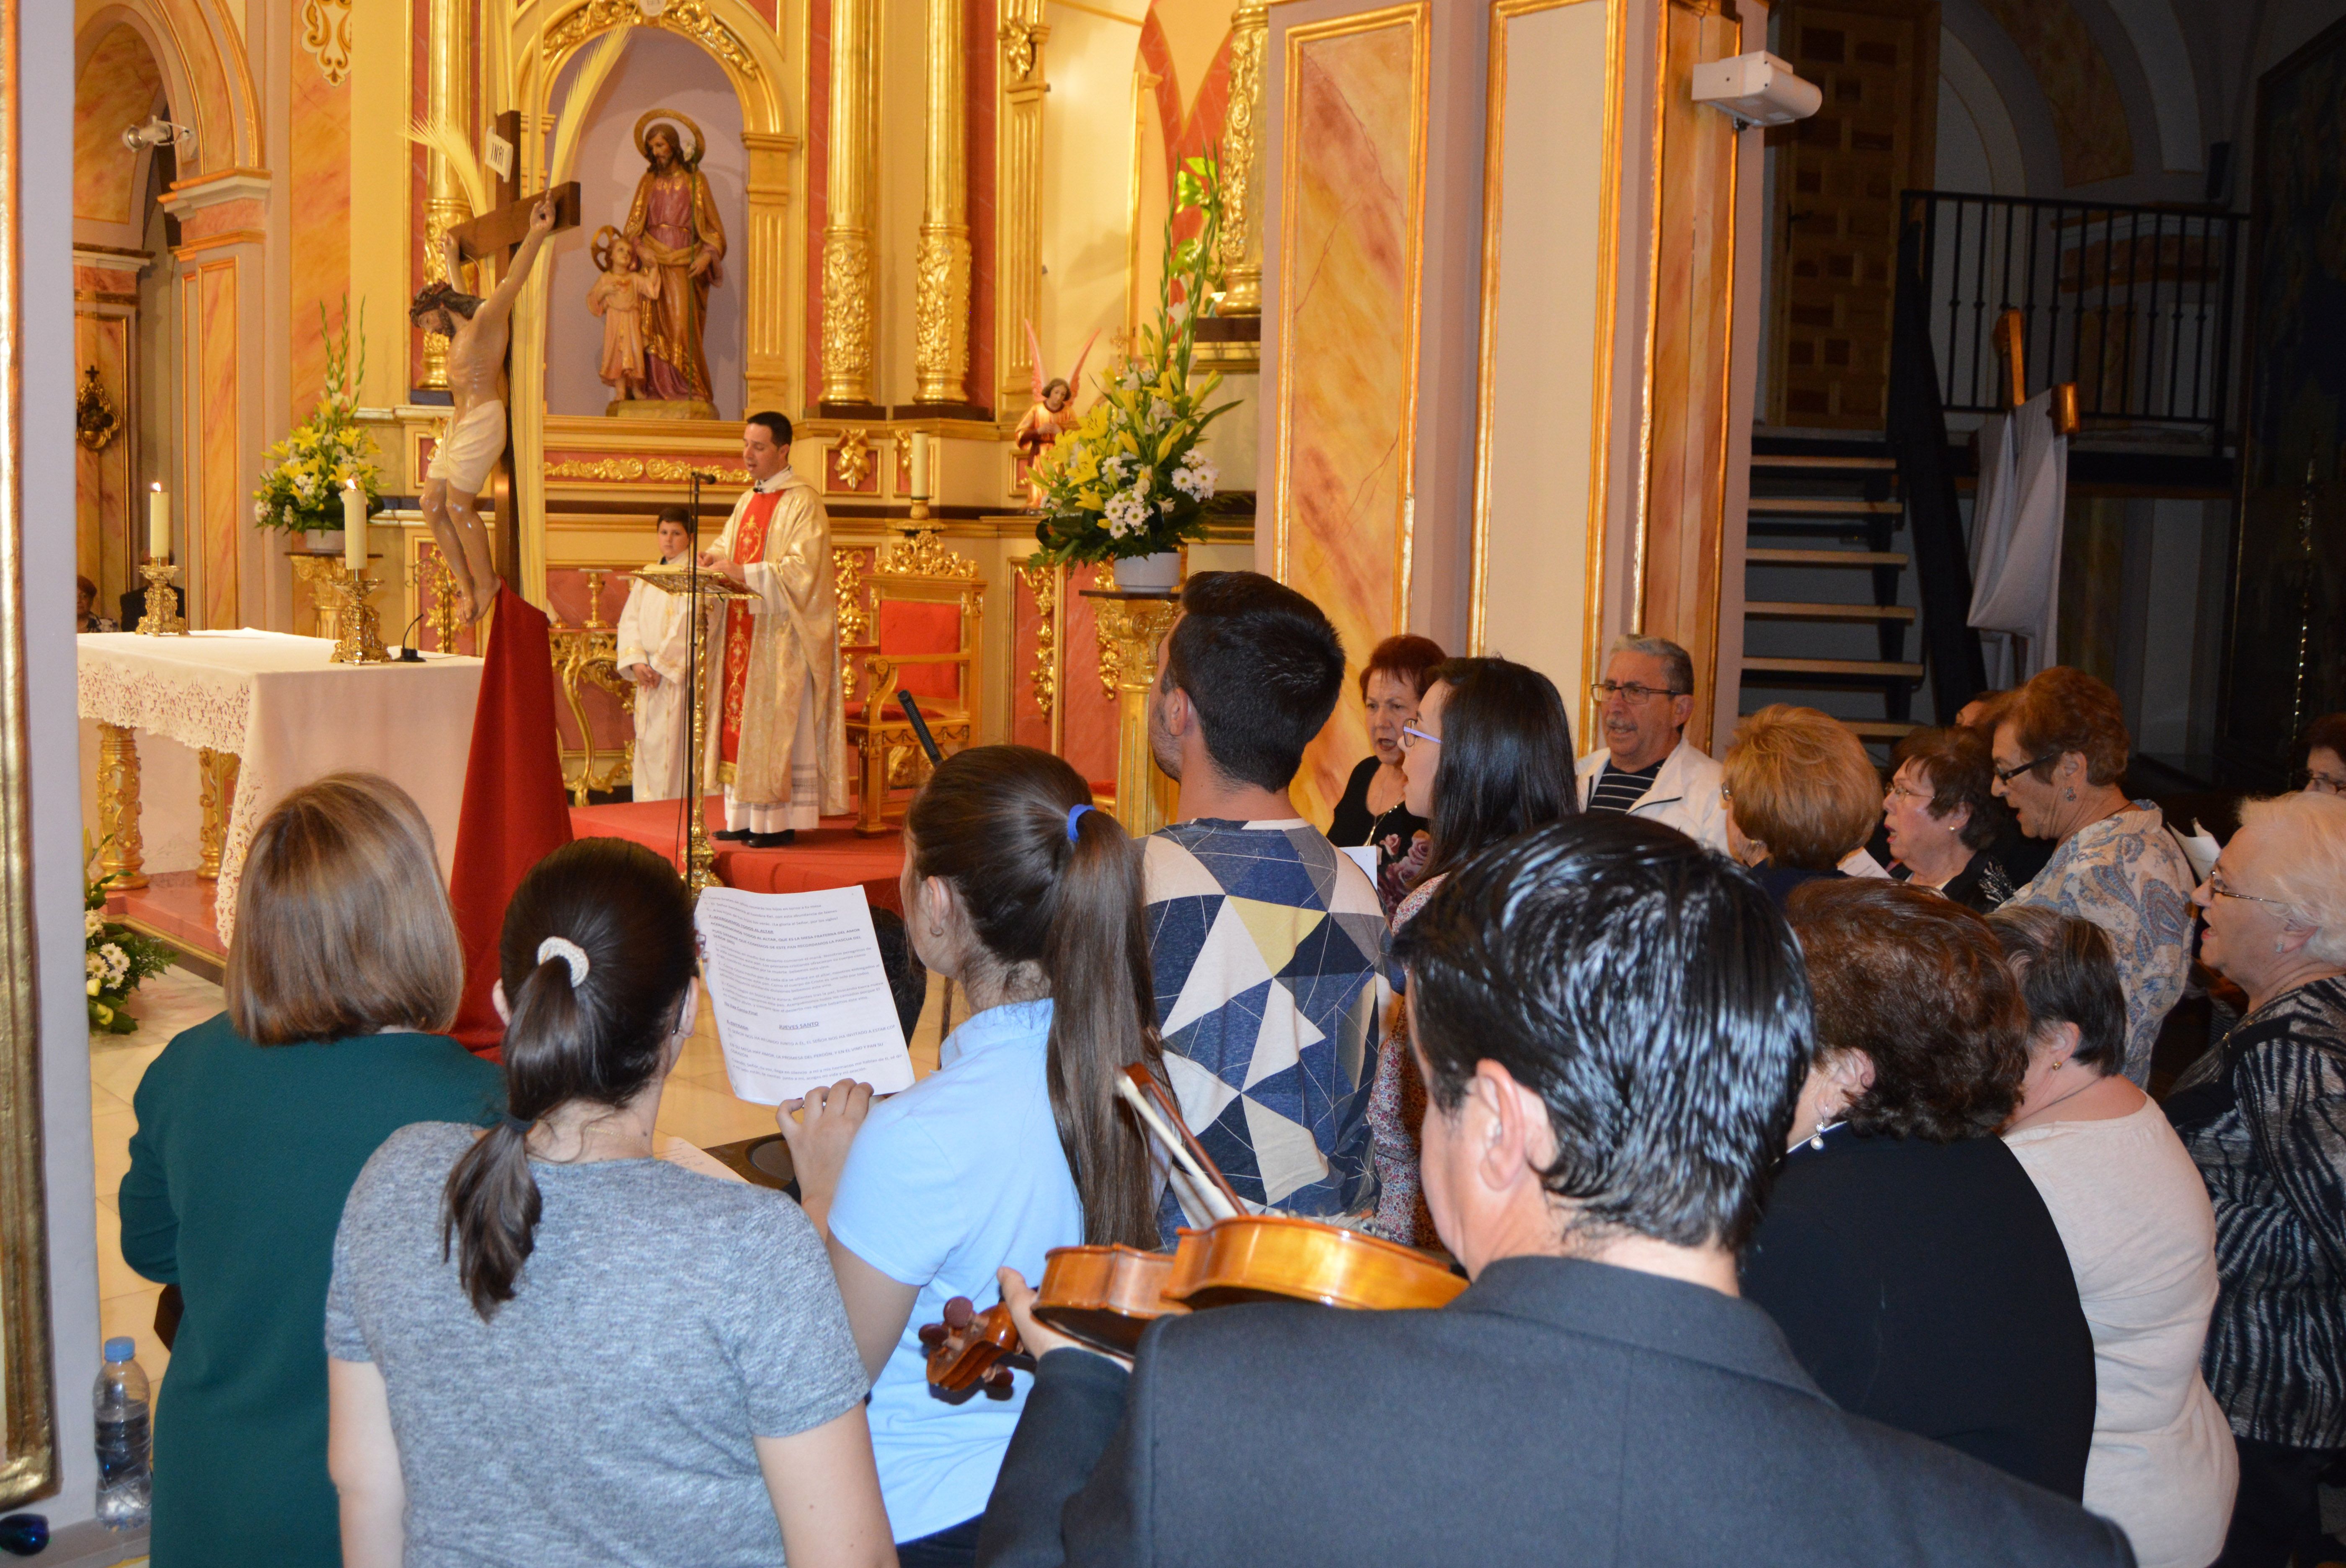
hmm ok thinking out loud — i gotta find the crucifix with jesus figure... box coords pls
[408,110,581,622]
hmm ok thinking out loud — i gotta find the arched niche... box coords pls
[74,0,259,182]
[520,0,803,411]
[544,30,750,418]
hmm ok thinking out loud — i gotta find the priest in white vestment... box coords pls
[615,506,701,802]
[697,413,847,846]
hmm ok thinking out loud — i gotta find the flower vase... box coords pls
[1111,552,1182,592]
[302,529,345,556]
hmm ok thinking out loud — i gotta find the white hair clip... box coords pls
[537,935,591,987]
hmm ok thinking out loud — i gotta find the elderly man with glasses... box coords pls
[1572,634,1728,851]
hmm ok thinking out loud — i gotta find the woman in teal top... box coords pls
[119,774,502,1568]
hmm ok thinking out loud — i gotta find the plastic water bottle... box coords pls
[93,1337,150,1531]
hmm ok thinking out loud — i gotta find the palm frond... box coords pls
[404,117,489,218]
[549,28,629,187]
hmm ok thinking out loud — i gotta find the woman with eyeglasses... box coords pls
[1988,667,2194,1088]
[2165,790,2346,1568]
[1882,726,2020,913]
[2300,713,2346,797]
[1327,634,1446,918]
[1368,657,1575,1244]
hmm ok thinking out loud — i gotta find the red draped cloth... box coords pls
[447,586,576,1060]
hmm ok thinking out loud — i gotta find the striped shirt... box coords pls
[2166,975,2346,1449]
[1586,759,1664,815]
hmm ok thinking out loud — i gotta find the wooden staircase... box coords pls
[1736,444,1925,750]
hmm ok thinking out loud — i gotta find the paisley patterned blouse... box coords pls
[2008,802,2196,1087]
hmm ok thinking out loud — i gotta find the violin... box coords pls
[924,1068,1461,1393]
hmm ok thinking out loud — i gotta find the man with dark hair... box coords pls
[694,412,845,847]
[975,815,2137,1567]
[1141,571,1386,1230]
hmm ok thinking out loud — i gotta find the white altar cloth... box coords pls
[77,631,485,943]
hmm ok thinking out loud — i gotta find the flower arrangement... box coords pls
[85,838,172,1034]
[253,299,383,534]
[1029,155,1244,567]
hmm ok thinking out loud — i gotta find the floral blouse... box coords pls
[1366,876,1442,1246]
[2009,802,2195,1087]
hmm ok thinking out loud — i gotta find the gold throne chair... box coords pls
[841,531,985,836]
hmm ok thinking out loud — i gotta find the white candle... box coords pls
[909,433,930,500]
[147,484,169,561]
[342,481,367,572]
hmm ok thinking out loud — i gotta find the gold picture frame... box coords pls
[0,0,60,1510]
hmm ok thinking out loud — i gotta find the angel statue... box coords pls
[587,227,661,407]
[1012,321,1098,507]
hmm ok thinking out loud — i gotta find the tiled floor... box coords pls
[87,963,954,1396]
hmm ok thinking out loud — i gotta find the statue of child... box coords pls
[588,229,661,404]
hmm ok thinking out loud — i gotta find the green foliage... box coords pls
[1030,152,1245,566]
[84,836,173,1034]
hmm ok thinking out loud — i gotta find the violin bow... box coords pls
[1116,1065,1246,1222]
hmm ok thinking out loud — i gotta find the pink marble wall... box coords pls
[196,262,241,628]
[289,1,352,410]
[73,26,163,225]
[1274,11,1423,822]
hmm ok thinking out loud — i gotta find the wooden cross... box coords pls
[440,110,583,582]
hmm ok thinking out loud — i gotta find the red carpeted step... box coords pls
[568,796,906,915]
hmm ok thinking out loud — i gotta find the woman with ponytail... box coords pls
[324,838,893,1568]
[782,745,1164,1565]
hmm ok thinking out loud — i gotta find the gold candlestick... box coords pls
[331,565,392,664]
[136,561,186,635]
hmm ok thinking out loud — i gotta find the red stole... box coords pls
[718,489,781,766]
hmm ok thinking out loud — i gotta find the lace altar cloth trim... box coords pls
[77,656,254,755]
[77,632,486,948]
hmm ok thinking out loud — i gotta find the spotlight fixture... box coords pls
[121,116,196,154]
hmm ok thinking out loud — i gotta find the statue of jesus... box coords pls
[621,119,726,415]
[409,194,558,622]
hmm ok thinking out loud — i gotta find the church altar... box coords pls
[77,632,485,943]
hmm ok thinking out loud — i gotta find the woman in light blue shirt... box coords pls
[783,745,1165,1565]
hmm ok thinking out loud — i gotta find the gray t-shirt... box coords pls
[327,1122,866,1567]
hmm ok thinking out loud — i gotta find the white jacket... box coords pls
[1575,738,1729,853]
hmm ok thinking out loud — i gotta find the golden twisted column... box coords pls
[96,724,147,890]
[196,748,240,882]
[1217,1,1269,317]
[996,0,1050,410]
[822,0,881,404]
[915,0,972,404]
[419,0,473,389]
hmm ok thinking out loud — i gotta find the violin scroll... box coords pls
[922,1296,1023,1400]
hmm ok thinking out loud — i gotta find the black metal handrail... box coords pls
[1888,211,1986,722]
[1901,190,2243,453]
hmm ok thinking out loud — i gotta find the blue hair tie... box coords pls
[1066,803,1096,844]
[500,1113,532,1135]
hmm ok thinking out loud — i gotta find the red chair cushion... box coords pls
[877,599,964,702]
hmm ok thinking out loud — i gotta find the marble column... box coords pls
[822,0,881,405]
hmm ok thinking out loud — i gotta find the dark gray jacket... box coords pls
[978,1254,2135,1568]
